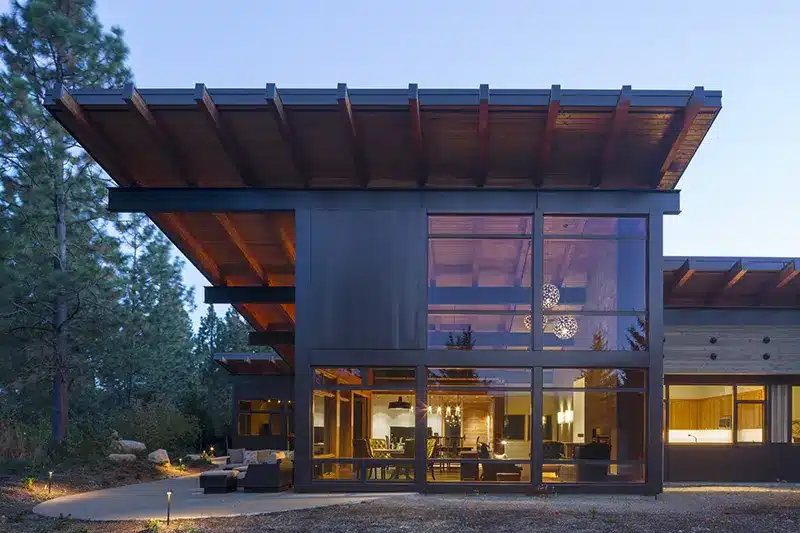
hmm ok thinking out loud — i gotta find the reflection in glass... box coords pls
[543,216,646,237]
[543,314,647,351]
[543,239,646,312]
[668,386,734,444]
[429,215,532,236]
[428,368,532,389]
[428,312,531,349]
[543,463,644,483]
[543,368,646,389]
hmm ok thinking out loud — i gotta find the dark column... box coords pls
[293,208,312,491]
[616,218,647,347]
[414,364,427,492]
[646,213,665,494]
[532,367,543,487]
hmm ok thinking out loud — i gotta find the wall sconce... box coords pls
[564,409,574,424]
[557,411,564,424]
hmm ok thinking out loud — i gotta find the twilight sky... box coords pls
[5,0,798,329]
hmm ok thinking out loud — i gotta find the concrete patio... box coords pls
[33,474,399,521]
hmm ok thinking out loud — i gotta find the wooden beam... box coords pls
[194,83,259,187]
[704,260,745,305]
[651,86,705,188]
[776,259,798,289]
[476,84,490,187]
[205,286,295,304]
[590,85,631,188]
[122,83,198,186]
[266,83,309,187]
[278,225,296,265]
[533,85,561,187]
[337,83,369,187]
[213,213,295,322]
[664,259,696,302]
[408,83,427,187]
[249,330,295,346]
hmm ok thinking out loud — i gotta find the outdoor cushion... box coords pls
[229,448,244,464]
[256,449,274,462]
[265,451,286,464]
[243,450,259,465]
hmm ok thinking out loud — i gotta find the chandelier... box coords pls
[542,283,560,309]
[445,404,461,428]
[524,314,549,331]
[552,315,579,340]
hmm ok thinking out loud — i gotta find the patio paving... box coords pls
[33,474,399,521]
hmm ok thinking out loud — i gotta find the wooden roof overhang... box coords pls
[43,83,723,368]
[664,257,800,308]
[213,353,291,375]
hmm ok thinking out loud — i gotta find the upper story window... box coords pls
[428,216,532,350]
[543,217,647,351]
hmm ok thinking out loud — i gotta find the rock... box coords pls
[111,439,146,455]
[183,454,205,466]
[148,449,170,465]
[108,453,137,462]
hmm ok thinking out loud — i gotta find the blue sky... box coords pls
[6,0,799,328]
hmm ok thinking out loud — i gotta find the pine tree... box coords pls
[0,0,132,446]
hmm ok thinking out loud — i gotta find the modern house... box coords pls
[45,83,799,494]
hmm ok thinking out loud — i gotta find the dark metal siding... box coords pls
[308,209,427,350]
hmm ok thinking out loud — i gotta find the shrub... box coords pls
[144,518,161,532]
[112,397,200,456]
[22,475,36,490]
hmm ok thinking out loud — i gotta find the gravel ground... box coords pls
[3,486,799,532]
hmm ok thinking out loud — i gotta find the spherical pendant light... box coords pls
[542,283,560,309]
[552,315,578,340]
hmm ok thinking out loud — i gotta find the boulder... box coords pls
[148,449,170,465]
[183,454,205,466]
[108,453,137,462]
[111,439,147,455]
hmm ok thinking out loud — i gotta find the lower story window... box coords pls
[667,384,766,444]
[237,400,290,437]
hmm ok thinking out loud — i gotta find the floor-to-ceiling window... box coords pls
[542,217,647,350]
[428,216,532,350]
[312,368,416,482]
[426,368,532,483]
[792,387,800,444]
[542,368,647,483]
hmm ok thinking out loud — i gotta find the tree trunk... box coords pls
[52,185,69,445]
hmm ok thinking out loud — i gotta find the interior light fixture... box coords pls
[565,409,574,424]
[557,411,564,424]
[553,315,578,340]
[389,396,411,410]
[542,283,561,309]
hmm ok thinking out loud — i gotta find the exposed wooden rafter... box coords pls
[408,83,428,187]
[705,260,745,305]
[476,84,490,187]
[776,259,798,289]
[278,225,296,265]
[122,83,198,186]
[337,83,369,187]
[194,83,259,187]
[532,85,561,187]
[651,86,705,188]
[266,83,309,187]
[590,85,632,188]
[665,259,696,302]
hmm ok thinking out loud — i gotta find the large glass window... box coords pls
[543,217,647,351]
[237,399,293,442]
[428,216,532,350]
[312,368,416,482]
[792,387,800,444]
[542,368,647,484]
[426,367,532,483]
[667,384,766,444]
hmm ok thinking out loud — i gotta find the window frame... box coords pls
[236,399,292,437]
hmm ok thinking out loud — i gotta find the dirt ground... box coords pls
[0,458,210,532]
[2,485,799,533]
